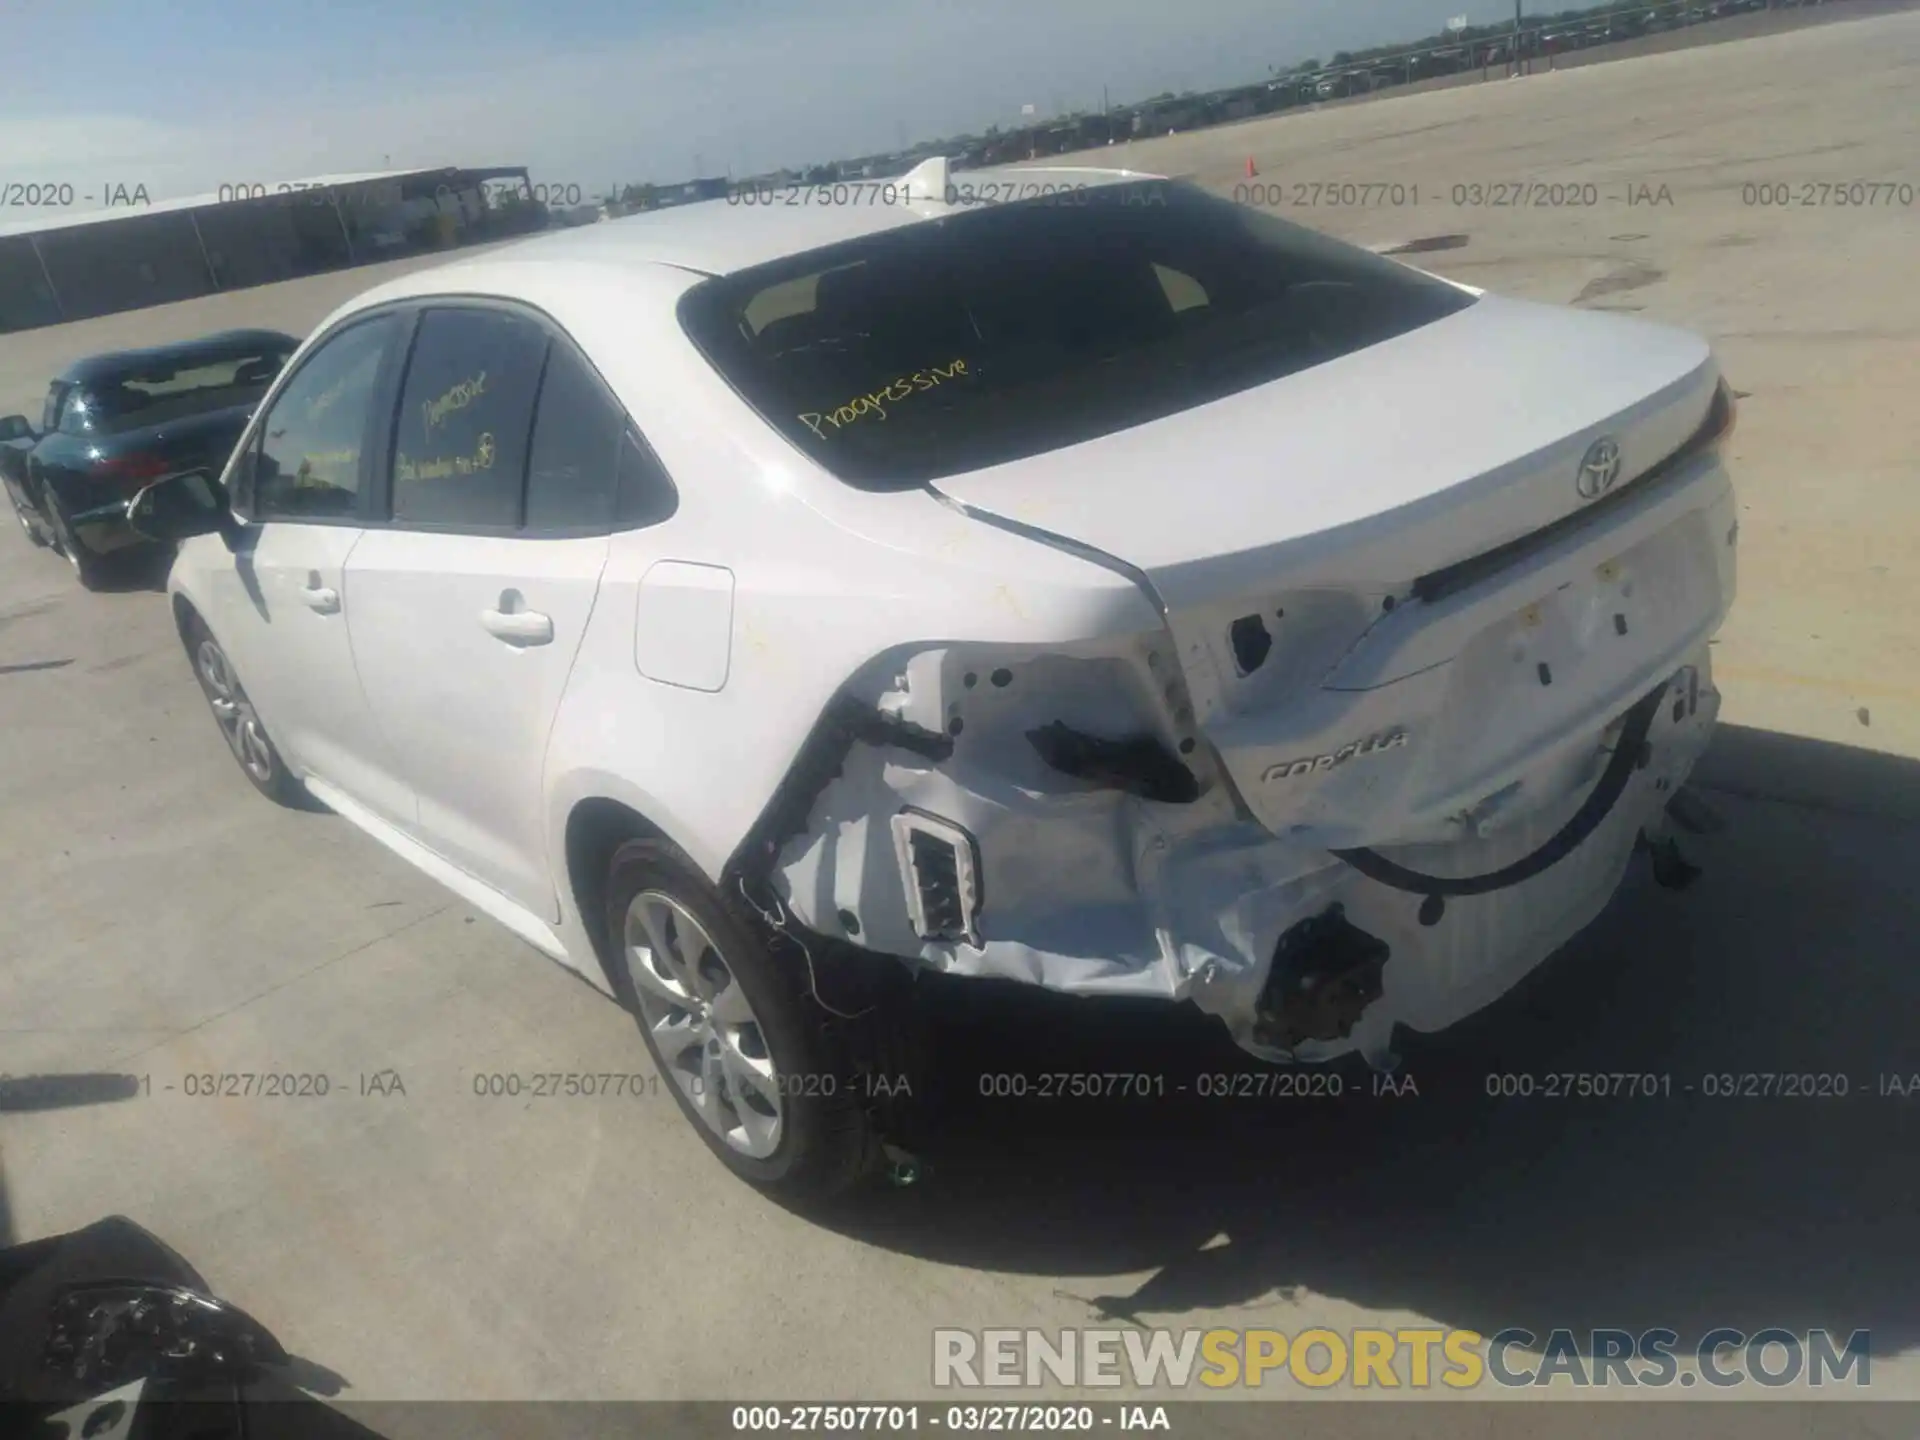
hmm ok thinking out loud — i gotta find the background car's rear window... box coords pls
[678,179,1477,489]
[55,346,293,436]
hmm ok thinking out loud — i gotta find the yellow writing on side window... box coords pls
[395,432,497,483]
[798,359,969,439]
[422,371,488,434]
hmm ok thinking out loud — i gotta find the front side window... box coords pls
[679,179,1477,488]
[255,315,398,520]
[388,308,545,530]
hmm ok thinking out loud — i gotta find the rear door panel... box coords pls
[341,302,628,922]
[344,530,609,918]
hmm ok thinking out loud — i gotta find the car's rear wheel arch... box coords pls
[565,796,678,989]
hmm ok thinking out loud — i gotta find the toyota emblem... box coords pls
[1577,437,1623,500]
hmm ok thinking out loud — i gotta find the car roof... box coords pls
[342,163,1167,312]
[56,328,300,386]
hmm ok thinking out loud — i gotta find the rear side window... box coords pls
[617,426,678,529]
[389,308,545,529]
[679,179,1477,489]
[524,344,623,532]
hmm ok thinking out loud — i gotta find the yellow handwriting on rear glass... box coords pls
[797,359,968,439]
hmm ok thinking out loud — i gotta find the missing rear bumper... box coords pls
[749,644,1719,1069]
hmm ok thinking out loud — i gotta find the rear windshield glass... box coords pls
[57,345,294,437]
[678,179,1476,489]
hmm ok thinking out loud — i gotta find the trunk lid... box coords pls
[931,295,1732,848]
[928,295,1717,608]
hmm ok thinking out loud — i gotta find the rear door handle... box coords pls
[300,574,340,613]
[480,607,554,646]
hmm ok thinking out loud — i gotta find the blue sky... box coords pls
[1,0,1535,203]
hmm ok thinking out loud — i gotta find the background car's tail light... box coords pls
[890,810,981,946]
[93,453,172,494]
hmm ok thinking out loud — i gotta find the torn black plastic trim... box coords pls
[1026,721,1201,804]
[1331,677,1669,898]
[723,691,954,900]
[719,691,949,1031]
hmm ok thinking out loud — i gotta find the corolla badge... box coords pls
[1262,730,1409,784]
[1576,436,1624,500]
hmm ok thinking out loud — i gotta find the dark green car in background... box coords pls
[1,328,296,587]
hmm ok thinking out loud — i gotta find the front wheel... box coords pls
[185,617,304,806]
[605,839,885,1199]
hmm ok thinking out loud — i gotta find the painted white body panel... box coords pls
[166,163,1739,1062]
[342,529,611,920]
[634,561,736,692]
[200,523,418,831]
[927,294,1715,605]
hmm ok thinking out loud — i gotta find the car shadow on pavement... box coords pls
[822,724,1920,1357]
[90,546,174,594]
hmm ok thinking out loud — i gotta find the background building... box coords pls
[0,166,537,334]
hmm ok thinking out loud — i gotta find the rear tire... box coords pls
[42,492,106,590]
[13,497,49,548]
[183,615,304,807]
[604,838,885,1199]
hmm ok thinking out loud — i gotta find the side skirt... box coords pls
[302,774,574,967]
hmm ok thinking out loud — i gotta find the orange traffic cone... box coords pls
[1245,156,1258,178]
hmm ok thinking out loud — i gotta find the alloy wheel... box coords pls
[624,891,785,1158]
[196,638,276,784]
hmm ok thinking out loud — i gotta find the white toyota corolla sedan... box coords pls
[133,158,1738,1196]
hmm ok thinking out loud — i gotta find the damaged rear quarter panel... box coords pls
[760,622,1361,1003]
[537,341,1166,981]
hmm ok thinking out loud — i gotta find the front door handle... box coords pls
[300,572,340,613]
[480,606,554,646]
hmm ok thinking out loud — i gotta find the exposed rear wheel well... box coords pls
[565,798,673,988]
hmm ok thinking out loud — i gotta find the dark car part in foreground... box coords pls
[0,1215,386,1439]
[0,329,296,588]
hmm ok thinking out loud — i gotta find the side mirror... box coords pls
[127,468,231,543]
[0,413,37,443]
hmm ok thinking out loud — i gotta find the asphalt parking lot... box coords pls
[3,7,1919,1416]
